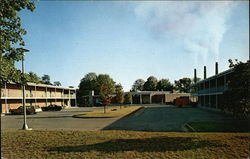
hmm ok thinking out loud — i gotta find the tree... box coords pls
[174,78,192,93]
[97,74,115,113]
[77,73,116,107]
[143,76,158,91]
[26,72,41,83]
[41,74,52,85]
[115,83,124,108]
[100,84,113,113]
[0,0,35,87]
[223,59,250,119]
[53,81,61,86]
[131,79,145,92]
[124,93,132,104]
[96,74,115,95]
[156,79,174,91]
[0,0,35,113]
[78,72,98,96]
[77,72,98,106]
[190,77,201,93]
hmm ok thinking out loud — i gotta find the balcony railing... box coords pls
[195,86,228,95]
[1,92,76,99]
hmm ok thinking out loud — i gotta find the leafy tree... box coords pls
[131,79,145,92]
[96,74,115,95]
[78,72,98,96]
[0,0,35,113]
[77,73,115,107]
[0,0,35,87]
[143,76,158,91]
[124,93,132,104]
[190,77,201,93]
[53,81,61,86]
[156,79,174,91]
[97,74,115,113]
[41,74,52,85]
[26,72,41,83]
[77,73,98,106]
[0,58,23,86]
[115,84,124,108]
[174,78,192,93]
[223,59,250,119]
[100,84,112,113]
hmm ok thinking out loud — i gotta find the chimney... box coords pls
[204,66,207,79]
[194,69,197,83]
[215,62,218,75]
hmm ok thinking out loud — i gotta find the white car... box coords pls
[34,106,43,113]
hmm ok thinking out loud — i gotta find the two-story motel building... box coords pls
[1,82,77,114]
[192,62,233,110]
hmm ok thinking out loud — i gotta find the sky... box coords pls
[16,1,249,91]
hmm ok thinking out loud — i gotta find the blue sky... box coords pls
[17,1,249,91]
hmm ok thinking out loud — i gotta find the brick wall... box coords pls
[166,93,191,102]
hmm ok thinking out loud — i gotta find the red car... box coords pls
[174,97,191,107]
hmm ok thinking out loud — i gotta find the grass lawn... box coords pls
[1,130,249,159]
[73,106,141,118]
[188,121,250,132]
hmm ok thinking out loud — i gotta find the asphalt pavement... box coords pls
[1,105,234,131]
[103,105,234,132]
[1,107,119,130]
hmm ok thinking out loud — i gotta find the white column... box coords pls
[139,94,142,104]
[45,87,48,106]
[68,90,71,107]
[62,89,64,107]
[35,85,37,106]
[55,88,56,104]
[74,90,77,107]
[4,82,8,113]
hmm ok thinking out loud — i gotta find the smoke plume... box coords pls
[134,1,235,66]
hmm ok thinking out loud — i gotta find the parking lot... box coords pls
[1,105,234,131]
[103,105,234,131]
[1,107,119,130]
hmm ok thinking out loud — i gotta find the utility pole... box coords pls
[22,54,31,130]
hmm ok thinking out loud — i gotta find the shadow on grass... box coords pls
[49,137,226,153]
[189,121,250,132]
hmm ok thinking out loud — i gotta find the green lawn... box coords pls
[1,130,249,159]
[73,106,141,118]
[188,121,250,132]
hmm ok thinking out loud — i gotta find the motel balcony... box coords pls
[195,85,229,95]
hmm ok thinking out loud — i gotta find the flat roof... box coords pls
[7,82,76,90]
[195,68,233,85]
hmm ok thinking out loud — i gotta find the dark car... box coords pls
[10,106,36,115]
[41,105,62,111]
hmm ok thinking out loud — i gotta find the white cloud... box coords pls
[134,1,235,66]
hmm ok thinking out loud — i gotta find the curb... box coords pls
[124,106,145,118]
[184,123,196,132]
[132,107,145,117]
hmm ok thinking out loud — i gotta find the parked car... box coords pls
[174,96,191,107]
[10,106,36,115]
[34,106,43,113]
[41,105,62,111]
